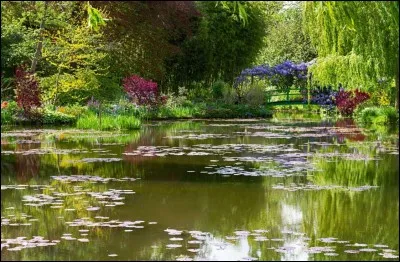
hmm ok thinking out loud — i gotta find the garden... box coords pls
[1,1,399,261]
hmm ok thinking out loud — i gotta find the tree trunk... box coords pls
[30,1,49,74]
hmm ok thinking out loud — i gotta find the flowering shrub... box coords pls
[1,101,20,124]
[15,67,41,116]
[234,60,314,89]
[123,75,165,107]
[309,86,337,111]
[1,101,9,109]
[335,88,370,116]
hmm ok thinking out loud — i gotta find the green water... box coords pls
[1,118,399,261]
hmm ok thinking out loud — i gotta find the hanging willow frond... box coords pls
[87,2,107,32]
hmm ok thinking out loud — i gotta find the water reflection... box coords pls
[1,119,398,261]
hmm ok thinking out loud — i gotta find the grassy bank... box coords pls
[1,102,273,130]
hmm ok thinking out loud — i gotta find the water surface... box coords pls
[1,118,399,261]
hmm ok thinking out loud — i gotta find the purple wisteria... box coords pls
[234,60,315,88]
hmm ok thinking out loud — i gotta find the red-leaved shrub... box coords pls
[123,75,165,107]
[335,88,370,116]
[15,67,41,116]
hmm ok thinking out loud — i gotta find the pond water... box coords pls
[1,118,399,261]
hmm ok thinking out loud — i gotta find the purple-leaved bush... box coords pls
[123,75,166,107]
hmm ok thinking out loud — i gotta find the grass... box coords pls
[76,114,141,130]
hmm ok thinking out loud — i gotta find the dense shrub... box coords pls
[15,67,41,116]
[222,86,238,104]
[165,86,190,108]
[123,75,165,107]
[42,109,76,124]
[187,83,212,103]
[1,100,20,124]
[336,88,370,116]
[243,83,265,106]
[56,105,88,118]
[357,106,398,125]
[211,80,227,100]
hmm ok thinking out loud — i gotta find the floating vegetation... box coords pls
[1,236,58,251]
[164,134,231,139]
[65,218,149,229]
[51,175,138,183]
[1,121,399,260]
[166,244,182,249]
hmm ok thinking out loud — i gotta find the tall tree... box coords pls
[256,1,316,65]
[303,1,399,107]
[30,1,48,73]
[168,1,268,87]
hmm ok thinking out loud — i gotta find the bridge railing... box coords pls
[265,88,308,104]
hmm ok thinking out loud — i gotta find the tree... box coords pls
[256,1,316,65]
[167,1,268,87]
[303,2,399,108]
[40,23,109,105]
[91,1,200,90]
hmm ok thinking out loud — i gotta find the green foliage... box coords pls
[256,2,316,65]
[1,101,20,124]
[303,2,399,106]
[211,80,228,100]
[76,113,141,130]
[168,1,268,86]
[1,16,36,79]
[87,2,107,32]
[56,105,89,118]
[40,23,109,105]
[42,108,76,125]
[186,83,213,103]
[356,106,399,126]
[216,1,249,26]
[222,87,238,105]
[243,82,266,106]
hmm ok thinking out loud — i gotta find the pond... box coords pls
[1,117,399,261]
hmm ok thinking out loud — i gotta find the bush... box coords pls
[15,66,41,116]
[356,106,399,125]
[222,86,238,104]
[56,105,89,118]
[42,109,76,125]
[243,83,265,106]
[187,82,212,103]
[164,86,190,108]
[1,100,20,124]
[211,80,227,100]
[123,75,164,107]
[336,88,370,116]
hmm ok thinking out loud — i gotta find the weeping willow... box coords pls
[303,1,399,106]
[87,2,107,32]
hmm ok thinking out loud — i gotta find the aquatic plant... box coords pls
[76,114,141,130]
